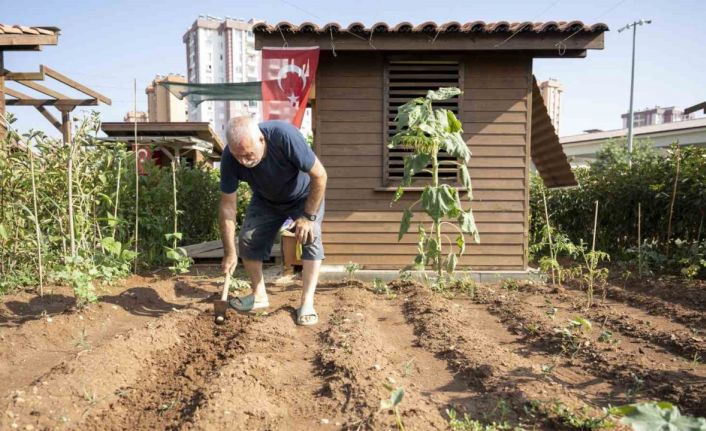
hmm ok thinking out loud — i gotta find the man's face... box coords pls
[231,134,266,168]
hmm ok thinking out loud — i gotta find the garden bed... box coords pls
[1,270,704,430]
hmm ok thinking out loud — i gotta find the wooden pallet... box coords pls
[183,239,281,262]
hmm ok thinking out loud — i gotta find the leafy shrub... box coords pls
[530,139,706,279]
[0,112,249,296]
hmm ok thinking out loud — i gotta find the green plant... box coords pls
[598,330,618,344]
[554,316,592,358]
[572,240,610,308]
[401,359,415,377]
[530,141,706,280]
[345,261,361,283]
[372,278,396,298]
[398,269,413,282]
[530,224,579,286]
[550,401,614,430]
[544,298,558,320]
[380,384,405,431]
[446,408,517,431]
[0,112,232,297]
[611,401,706,430]
[389,87,480,280]
[452,276,477,298]
[75,328,92,351]
[500,278,520,291]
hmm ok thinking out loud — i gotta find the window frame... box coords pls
[381,54,466,189]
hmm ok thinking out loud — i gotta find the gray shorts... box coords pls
[238,195,325,261]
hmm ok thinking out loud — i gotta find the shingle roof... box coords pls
[253,20,608,34]
[0,24,59,35]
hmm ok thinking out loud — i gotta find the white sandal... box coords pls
[296,306,318,326]
[229,294,269,312]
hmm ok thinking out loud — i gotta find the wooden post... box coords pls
[0,52,6,141]
[194,149,204,166]
[61,107,76,258]
[60,108,71,145]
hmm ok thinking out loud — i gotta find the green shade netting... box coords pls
[160,81,263,106]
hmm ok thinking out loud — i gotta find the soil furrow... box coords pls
[402,286,613,429]
[83,310,249,430]
[599,282,706,330]
[1,306,203,431]
[482,284,706,415]
[316,287,463,430]
[189,288,343,430]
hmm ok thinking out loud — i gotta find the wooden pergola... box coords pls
[0,24,111,142]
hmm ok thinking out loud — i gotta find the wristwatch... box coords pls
[302,212,317,222]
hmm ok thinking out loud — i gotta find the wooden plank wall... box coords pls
[315,51,531,270]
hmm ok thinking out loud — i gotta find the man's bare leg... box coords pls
[299,259,322,324]
[242,259,268,302]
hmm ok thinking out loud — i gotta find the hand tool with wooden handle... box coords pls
[214,272,231,325]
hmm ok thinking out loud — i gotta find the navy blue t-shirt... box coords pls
[220,120,316,205]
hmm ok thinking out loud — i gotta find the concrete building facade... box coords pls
[539,79,563,136]
[146,74,188,122]
[123,111,148,123]
[621,106,693,128]
[183,16,262,142]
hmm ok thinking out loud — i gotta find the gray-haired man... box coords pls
[218,117,327,326]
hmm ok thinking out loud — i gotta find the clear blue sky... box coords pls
[4,0,705,137]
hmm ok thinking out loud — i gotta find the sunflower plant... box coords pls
[389,87,480,278]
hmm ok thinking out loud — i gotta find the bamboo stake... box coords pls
[171,160,178,249]
[133,78,139,273]
[638,202,642,277]
[112,156,122,238]
[67,116,76,258]
[666,147,681,257]
[541,186,556,285]
[27,144,44,296]
[588,200,599,307]
[591,200,598,254]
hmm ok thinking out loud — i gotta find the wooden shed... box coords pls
[253,21,607,272]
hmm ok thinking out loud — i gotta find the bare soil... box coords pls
[1,269,704,430]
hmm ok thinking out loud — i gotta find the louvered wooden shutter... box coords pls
[385,60,462,182]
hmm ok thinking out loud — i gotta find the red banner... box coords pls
[261,47,319,128]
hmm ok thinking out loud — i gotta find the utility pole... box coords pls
[618,19,652,167]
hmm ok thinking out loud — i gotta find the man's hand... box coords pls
[293,217,315,245]
[222,252,237,275]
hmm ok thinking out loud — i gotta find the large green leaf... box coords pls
[459,164,474,200]
[426,87,462,101]
[422,185,460,222]
[444,133,471,162]
[101,237,122,256]
[434,109,450,132]
[447,110,462,133]
[402,153,431,186]
[398,209,413,241]
[459,211,481,243]
[617,402,706,431]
